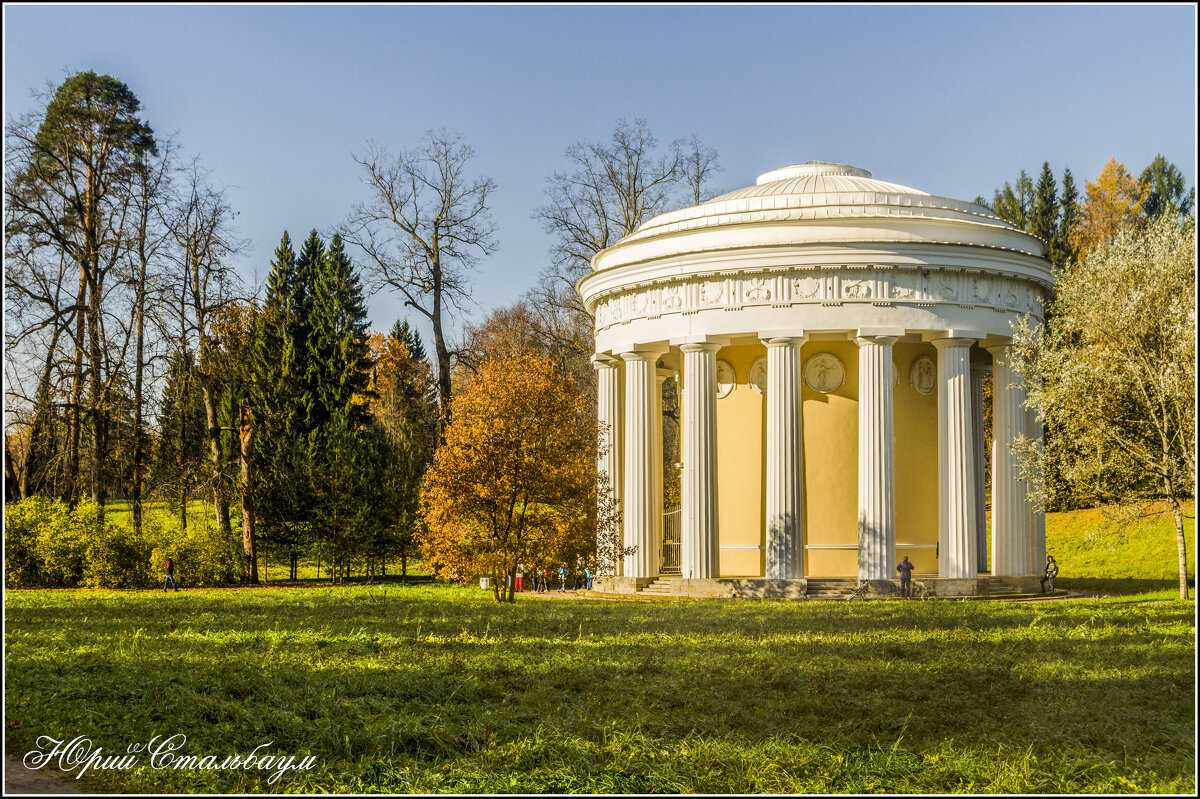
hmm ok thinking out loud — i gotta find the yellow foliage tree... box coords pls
[1071,158,1148,260]
[419,351,597,601]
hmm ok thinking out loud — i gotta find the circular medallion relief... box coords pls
[748,357,767,394]
[803,353,845,393]
[715,359,735,398]
[910,355,936,395]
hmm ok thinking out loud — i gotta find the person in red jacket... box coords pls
[164,556,179,592]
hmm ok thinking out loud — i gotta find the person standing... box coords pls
[164,556,179,592]
[516,563,524,593]
[585,565,594,591]
[1041,555,1059,595]
[557,564,567,592]
[896,556,915,598]
[542,567,551,593]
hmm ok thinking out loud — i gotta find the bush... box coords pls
[148,515,242,588]
[3,496,62,588]
[4,496,243,590]
[82,522,153,589]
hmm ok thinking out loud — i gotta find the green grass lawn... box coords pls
[5,583,1194,793]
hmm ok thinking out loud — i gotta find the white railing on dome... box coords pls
[661,509,681,574]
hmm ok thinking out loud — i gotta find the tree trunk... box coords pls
[86,270,106,511]
[21,329,64,501]
[66,274,87,505]
[199,371,233,545]
[131,268,147,536]
[239,397,258,584]
[180,485,188,532]
[1172,499,1189,601]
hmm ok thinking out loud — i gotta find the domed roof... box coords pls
[609,160,1035,255]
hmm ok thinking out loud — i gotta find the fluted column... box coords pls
[592,355,623,575]
[763,336,805,579]
[988,345,1030,576]
[1027,406,1047,573]
[620,351,656,579]
[856,335,897,581]
[970,365,989,573]
[934,337,978,578]
[681,343,721,579]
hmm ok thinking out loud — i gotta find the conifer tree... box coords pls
[1029,162,1059,247]
[306,233,373,446]
[1052,168,1081,268]
[292,230,325,439]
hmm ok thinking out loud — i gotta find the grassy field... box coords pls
[5,583,1194,794]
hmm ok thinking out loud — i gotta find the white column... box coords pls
[856,335,897,581]
[680,343,720,579]
[934,337,978,579]
[1027,405,1047,573]
[620,351,656,579]
[988,345,1031,577]
[592,355,623,576]
[763,336,805,579]
[970,366,989,573]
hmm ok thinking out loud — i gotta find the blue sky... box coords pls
[5,4,1196,347]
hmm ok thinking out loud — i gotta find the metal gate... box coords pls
[661,509,681,574]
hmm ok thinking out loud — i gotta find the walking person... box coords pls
[896,555,915,598]
[164,556,179,592]
[516,563,524,593]
[557,564,568,592]
[585,565,594,591]
[542,567,551,593]
[1040,555,1059,595]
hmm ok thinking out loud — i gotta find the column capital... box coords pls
[932,336,976,350]
[984,343,1013,358]
[618,349,658,363]
[591,353,620,369]
[855,334,899,348]
[761,335,807,348]
[679,341,723,354]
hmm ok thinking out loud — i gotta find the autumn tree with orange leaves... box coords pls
[419,351,597,602]
[1072,158,1149,259]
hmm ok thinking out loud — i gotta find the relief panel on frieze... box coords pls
[662,284,683,311]
[744,277,772,304]
[699,280,724,306]
[792,274,822,300]
[842,278,872,299]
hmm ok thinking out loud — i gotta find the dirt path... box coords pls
[5,754,85,794]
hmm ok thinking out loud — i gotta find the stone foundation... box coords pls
[595,574,1042,599]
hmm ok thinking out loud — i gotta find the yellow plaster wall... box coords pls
[714,344,766,577]
[694,339,941,580]
[893,342,940,576]
[801,341,859,577]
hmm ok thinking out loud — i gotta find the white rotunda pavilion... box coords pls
[580,161,1051,597]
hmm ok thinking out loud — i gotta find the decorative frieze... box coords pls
[591,266,1047,333]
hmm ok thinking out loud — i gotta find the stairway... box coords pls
[805,578,861,599]
[639,576,679,596]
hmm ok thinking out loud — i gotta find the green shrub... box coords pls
[82,522,153,589]
[35,499,91,586]
[5,496,243,590]
[149,515,242,588]
[3,496,64,588]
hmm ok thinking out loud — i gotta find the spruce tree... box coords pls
[293,230,325,439]
[1052,168,1081,267]
[390,319,427,363]
[1029,162,1059,248]
[306,233,373,448]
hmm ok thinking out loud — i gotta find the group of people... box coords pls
[893,554,1060,597]
[514,562,594,593]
